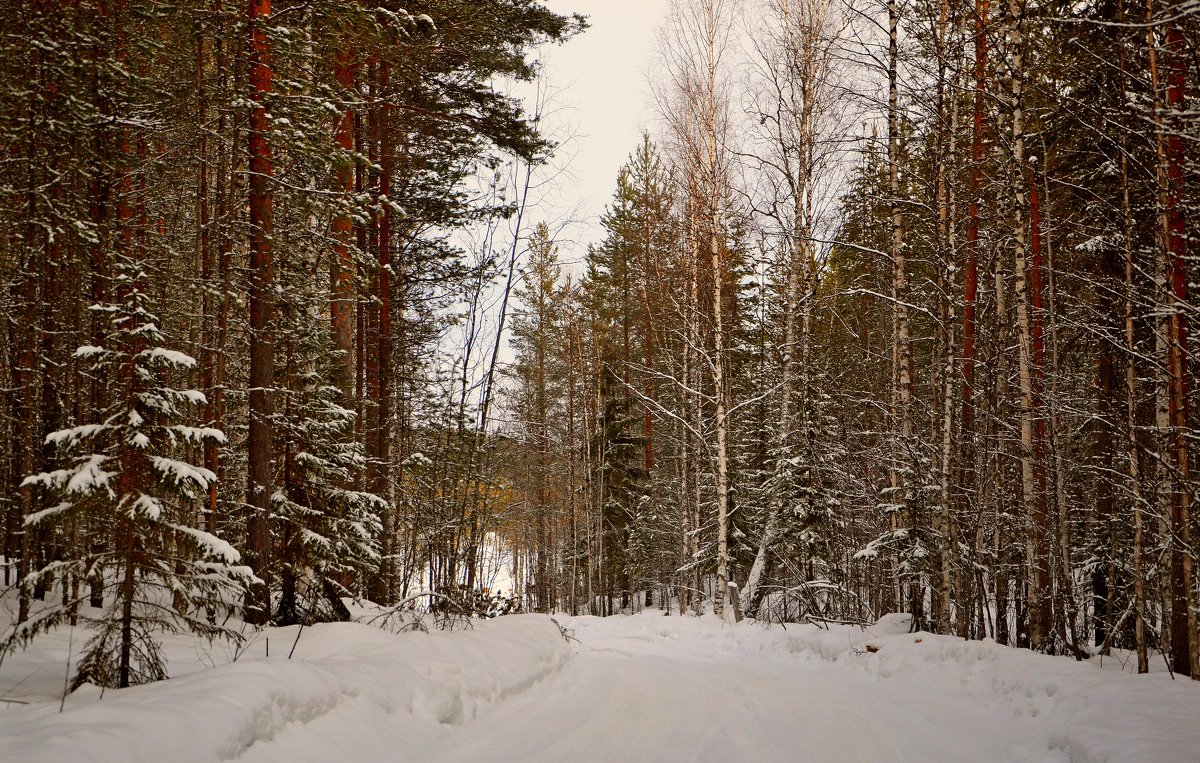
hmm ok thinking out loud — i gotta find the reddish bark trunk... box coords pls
[355,111,368,442]
[1162,15,1194,678]
[332,53,357,399]
[1028,164,1051,642]
[375,61,394,597]
[245,0,275,625]
[960,0,987,506]
[196,21,219,536]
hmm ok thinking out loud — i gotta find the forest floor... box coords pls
[2,603,1200,762]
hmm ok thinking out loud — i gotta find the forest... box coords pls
[0,0,1198,705]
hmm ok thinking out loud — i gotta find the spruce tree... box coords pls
[6,258,249,689]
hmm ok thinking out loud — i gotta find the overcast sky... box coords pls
[527,0,673,257]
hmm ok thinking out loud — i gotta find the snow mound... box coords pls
[562,611,1200,762]
[856,633,1200,763]
[0,615,570,763]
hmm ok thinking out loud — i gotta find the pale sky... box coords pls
[529,0,674,256]
[464,1,672,425]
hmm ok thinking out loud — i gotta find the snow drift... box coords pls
[0,615,570,763]
[562,612,1200,763]
[4,610,1200,762]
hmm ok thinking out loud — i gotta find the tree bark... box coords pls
[331,53,357,401]
[1147,0,1195,677]
[244,0,275,626]
[888,0,916,625]
[959,0,988,623]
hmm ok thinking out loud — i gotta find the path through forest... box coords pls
[412,613,1197,763]
[421,616,1015,762]
[4,610,1199,762]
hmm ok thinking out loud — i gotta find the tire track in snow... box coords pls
[417,628,1029,762]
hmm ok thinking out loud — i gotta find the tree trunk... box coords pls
[888,0,915,625]
[1007,0,1050,651]
[331,53,357,400]
[196,17,221,544]
[703,3,731,620]
[933,0,960,637]
[1147,0,1195,677]
[959,0,988,632]
[244,0,275,626]
[1161,7,1196,681]
[374,61,394,602]
[1118,69,1149,668]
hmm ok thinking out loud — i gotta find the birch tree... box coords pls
[658,0,741,619]
[739,0,847,614]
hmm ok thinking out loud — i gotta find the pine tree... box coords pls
[508,222,567,612]
[584,162,663,612]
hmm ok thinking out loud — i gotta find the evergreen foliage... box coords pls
[6,258,250,689]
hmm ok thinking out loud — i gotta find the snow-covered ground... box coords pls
[3,608,1199,762]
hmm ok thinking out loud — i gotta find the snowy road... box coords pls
[6,611,1200,762]
[418,615,1050,763]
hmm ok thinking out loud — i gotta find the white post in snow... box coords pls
[728,582,743,623]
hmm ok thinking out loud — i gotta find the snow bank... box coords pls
[853,628,1200,763]
[6,607,1197,762]
[564,611,1200,762]
[0,615,570,763]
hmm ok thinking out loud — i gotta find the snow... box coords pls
[137,347,197,369]
[21,501,74,527]
[44,424,109,447]
[150,455,217,492]
[22,454,116,498]
[171,425,228,445]
[130,493,163,520]
[425,612,1200,762]
[0,614,570,763]
[165,523,244,565]
[73,345,109,360]
[2,608,1198,762]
